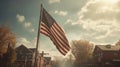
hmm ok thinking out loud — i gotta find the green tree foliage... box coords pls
[0,26,16,66]
[71,40,94,64]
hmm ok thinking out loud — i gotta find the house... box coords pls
[93,45,120,67]
[12,45,39,67]
[11,45,51,67]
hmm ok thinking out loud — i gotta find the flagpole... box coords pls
[34,4,43,67]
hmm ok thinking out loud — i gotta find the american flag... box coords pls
[40,8,70,55]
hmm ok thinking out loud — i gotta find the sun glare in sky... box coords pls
[101,0,119,5]
[95,0,119,13]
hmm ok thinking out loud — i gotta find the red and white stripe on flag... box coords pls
[40,8,70,55]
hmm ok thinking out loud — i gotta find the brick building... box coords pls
[93,45,120,67]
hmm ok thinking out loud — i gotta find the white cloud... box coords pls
[68,0,120,44]
[30,28,35,32]
[67,33,81,42]
[66,19,75,25]
[78,0,120,32]
[24,22,32,28]
[16,14,25,22]
[16,37,33,48]
[16,37,37,48]
[16,14,35,33]
[49,0,60,4]
[66,19,73,23]
[55,10,68,16]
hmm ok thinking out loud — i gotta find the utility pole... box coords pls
[40,51,49,67]
[34,4,43,67]
[41,51,49,57]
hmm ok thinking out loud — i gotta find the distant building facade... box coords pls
[11,45,51,67]
[93,45,120,67]
[12,45,39,67]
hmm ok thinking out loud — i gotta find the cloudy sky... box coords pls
[0,0,120,56]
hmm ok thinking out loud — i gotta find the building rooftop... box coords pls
[96,45,120,51]
[29,48,36,52]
